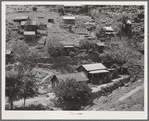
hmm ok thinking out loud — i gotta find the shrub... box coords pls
[53,78,93,110]
[44,35,64,57]
[69,51,75,57]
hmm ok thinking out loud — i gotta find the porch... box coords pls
[88,70,109,85]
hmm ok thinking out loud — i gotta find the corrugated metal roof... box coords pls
[54,72,89,82]
[63,16,76,20]
[96,42,105,46]
[81,63,107,71]
[89,70,109,74]
[103,26,114,31]
[64,45,74,48]
[24,31,35,35]
[14,16,29,20]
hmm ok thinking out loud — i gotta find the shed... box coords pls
[13,16,30,23]
[64,4,82,12]
[24,31,36,41]
[48,19,54,23]
[62,16,76,24]
[6,49,13,64]
[102,26,115,35]
[33,7,37,11]
[60,41,75,55]
[77,63,109,85]
[21,21,37,31]
[50,72,89,88]
[95,42,105,53]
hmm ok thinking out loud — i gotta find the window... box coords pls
[93,74,98,78]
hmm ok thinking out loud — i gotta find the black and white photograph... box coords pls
[2,1,148,120]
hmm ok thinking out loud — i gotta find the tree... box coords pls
[6,69,22,109]
[11,40,39,71]
[44,35,64,57]
[95,27,106,39]
[53,78,93,110]
[56,5,65,16]
[6,68,38,109]
[19,71,38,108]
[6,21,20,42]
[100,36,141,67]
[79,39,96,52]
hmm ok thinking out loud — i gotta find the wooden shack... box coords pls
[6,49,13,65]
[21,21,37,31]
[48,19,54,23]
[13,16,30,24]
[102,26,115,35]
[95,42,105,53]
[50,72,89,88]
[24,31,36,41]
[77,63,109,85]
[62,16,76,25]
[33,7,37,11]
[60,41,75,55]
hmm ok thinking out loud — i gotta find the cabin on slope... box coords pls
[24,31,36,41]
[13,16,30,24]
[50,72,89,88]
[77,63,110,85]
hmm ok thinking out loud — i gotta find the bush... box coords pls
[44,35,64,57]
[69,51,75,57]
[53,78,93,110]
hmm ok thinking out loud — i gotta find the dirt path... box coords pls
[117,85,144,102]
[39,74,51,84]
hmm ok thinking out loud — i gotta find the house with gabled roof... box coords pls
[102,26,116,35]
[13,16,30,23]
[77,63,109,85]
[50,72,89,88]
[21,21,37,31]
[6,49,13,64]
[24,31,36,41]
[62,16,76,25]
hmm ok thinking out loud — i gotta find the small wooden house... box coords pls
[77,63,109,85]
[6,49,13,65]
[50,72,89,88]
[13,16,30,24]
[62,16,76,25]
[102,26,115,35]
[33,7,37,11]
[24,31,36,41]
[63,4,82,13]
[95,42,105,53]
[60,41,75,55]
[21,21,37,31]
[48,19,54,23]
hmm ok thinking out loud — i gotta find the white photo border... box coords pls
[2,1,148,120]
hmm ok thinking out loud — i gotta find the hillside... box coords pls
[5,4,145,111]
[85,79,144,111]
